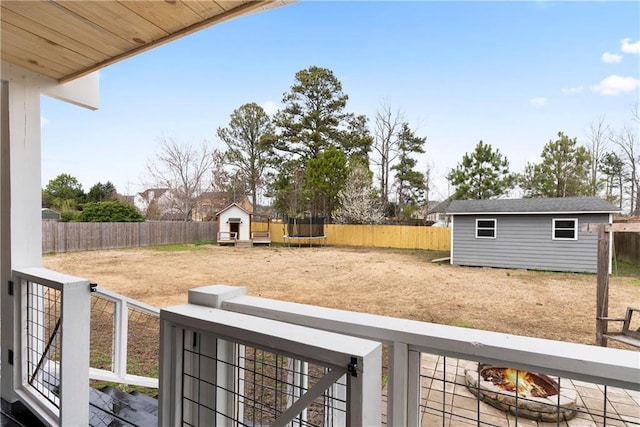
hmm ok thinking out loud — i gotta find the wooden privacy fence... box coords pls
[614,232,640,265]
[43,221,451,253]
[268,222,451,251]
[42,221,217,253]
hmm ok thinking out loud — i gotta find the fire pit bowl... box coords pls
[465,364,577,422]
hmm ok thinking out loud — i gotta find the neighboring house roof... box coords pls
[216,203,251,217]
[199,192,252,208]
[446,197,620,215]
[197,191,231,211]
[427,197,453,214]
[137,188,169,201]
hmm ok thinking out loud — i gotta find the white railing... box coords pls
[158,285,382,426]
[12,267,91,427]
[206,285,640,426]
[89,288,160,389]
[216,231,237,243]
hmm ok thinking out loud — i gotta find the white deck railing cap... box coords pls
[222,294,640,391]
[161,304,381,366]
[188,285,247,307]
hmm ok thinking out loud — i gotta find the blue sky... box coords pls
[41,1,640,201]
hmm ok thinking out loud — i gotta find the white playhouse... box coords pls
[216,203,251,244]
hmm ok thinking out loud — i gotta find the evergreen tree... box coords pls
[599,151,624,207]
[217,103,275,209]
[520,132,591,198]
[270,66,372,218]
[87,181,117,202]
[303,147,348,219]
[391,123,426,220]
[273,66,371,160]
[447,141,514,199]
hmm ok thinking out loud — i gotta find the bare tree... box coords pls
[146,137,214,221]
[585,116,610,196]
[372,102,404,206]
[613,127,639,215]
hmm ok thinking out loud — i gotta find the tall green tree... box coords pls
[447,141,514,200]
[87,181,117,202]
[273,66,371,161]
[599,151,624,207]
[304,147,348,220]
[217,103,275,210]
[270,66,372,218]
[42,173,85,212]
[391,123,426,220]
[520,132,591,198]
[268,160,307,216]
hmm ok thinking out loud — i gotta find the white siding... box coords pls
[218,206,250,240]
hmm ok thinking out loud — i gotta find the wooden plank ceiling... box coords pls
[1,0,291,83]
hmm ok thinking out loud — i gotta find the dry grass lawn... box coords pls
[43,244,640,348]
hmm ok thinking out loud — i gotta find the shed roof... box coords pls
[216,203,251,217]
[446,197,620,215]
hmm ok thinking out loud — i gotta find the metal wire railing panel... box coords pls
[180,330,348,427]
[418,354,640,427]
[90,295,115,372]
[126,305,160,379]
[89,290,160,387]
[26,281,62,408]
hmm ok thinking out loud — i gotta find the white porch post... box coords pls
[0,62,99,416]
[1,65,44,407]
[1,79,13,408]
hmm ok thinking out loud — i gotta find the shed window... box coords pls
[552,218,577,240]
[476,219,496,238]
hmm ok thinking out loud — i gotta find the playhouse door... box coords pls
[230,222,240,239]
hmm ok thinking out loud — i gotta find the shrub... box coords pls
[60,210,82,222]
[79,201,144,222]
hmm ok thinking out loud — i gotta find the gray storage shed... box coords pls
[446,197,620,273]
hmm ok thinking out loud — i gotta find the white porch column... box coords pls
[1,65,44,406]
[0,62,99,411]
[1,79,12,407]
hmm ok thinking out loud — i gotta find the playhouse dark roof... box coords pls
[446,197,620,215]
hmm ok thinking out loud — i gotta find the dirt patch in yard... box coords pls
[43,245,640,348]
